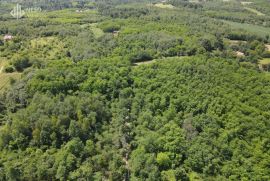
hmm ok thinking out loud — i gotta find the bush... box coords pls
[4,66,15,73]
[156,152,171,169]
[9,78,16,85]
[12,56,32,72]
[262,51,270,58]
[100,23,121,33]
[130,51,153,63]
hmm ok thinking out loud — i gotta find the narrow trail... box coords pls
[0,66,3,73]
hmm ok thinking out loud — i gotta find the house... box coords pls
[4,35,13,41]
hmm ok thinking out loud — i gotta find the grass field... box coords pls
[0,57,21,93]
[223,20,270,37]
[244,7,265,16]
[259,58,270,65]
[241,2,253,5]
[28,9,99,24]
[0,57,8,72]
[0,73,21,93]
[266,44,270,51]
[89,23,104,38]
[30,37,65,60]
[259,58,270,72]
[154,3,175,9]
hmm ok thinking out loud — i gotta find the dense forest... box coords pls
[0,0,270,180]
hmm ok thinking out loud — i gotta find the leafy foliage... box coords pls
[0,0,270,180]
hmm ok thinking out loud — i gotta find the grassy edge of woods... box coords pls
[0,0,270,180]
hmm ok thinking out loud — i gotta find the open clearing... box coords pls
[241,2,254,5]
[154,3,175,9]
[30,37,65,60]
[259,58,270,65]
[0,58,21,93]
[223,20,270,37]
[0,73,21,93]
[81,23,104,38]
[244,7,265,16]
[0,57,8,72]
[189,0,200,3]
[133,56,187,66]
[258,58,270,72]
[89,23,104,38]
[134,60,157,66]
[227,39,247,44]
[265,44,270,51]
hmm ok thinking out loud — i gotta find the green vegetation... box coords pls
[154,3,175,9]
[244,7,265,16]
[0,0,270,180]
[223,20,270,38]
[260,58,270,64]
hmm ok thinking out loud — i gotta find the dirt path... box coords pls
[0,66,3,73]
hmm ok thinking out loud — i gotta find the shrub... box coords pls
[12,56,32,72]
[130,51,153,63]
[100,23,120,33]
[4,66,15,73]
